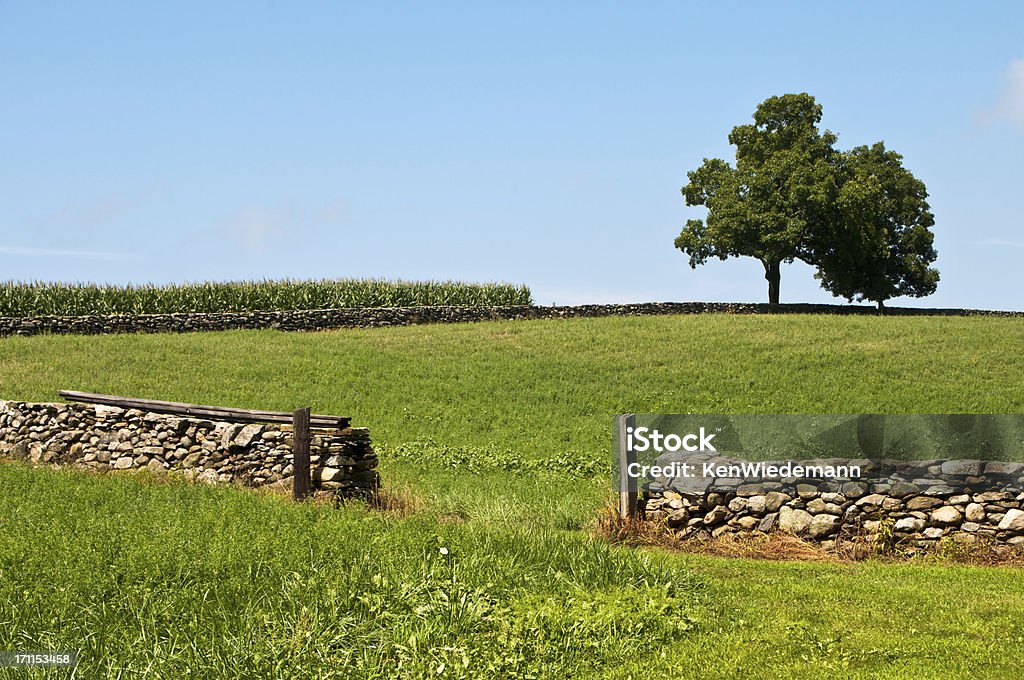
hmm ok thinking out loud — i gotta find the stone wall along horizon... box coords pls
[2,302,1022,337]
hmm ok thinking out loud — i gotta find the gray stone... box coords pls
[736,516,760,530]
[764,492,791,512]
[703,506,731,526]
[923,527,945,539]
[984,461,1024,476]
[758,513,777,532]
[895,517,926,532]
[906,496,944,511]
[974,491,1013,503]
[806,498,828,514]
[706,493,726,508]
[8,440,29,460]
[666,509,690,526]
[113,456,134,469]
[220,424,244,449]
[796,483,819,499]
[197,469,221,485]
[146,459,166,475]
[855,493,886,508]
[778,506,813,535]
[315,467,343,483]
[930,506,962,526]
[232,424,264,448]
[940,460,982,476]
[965,503,986,522]
[711,525,733,539]
[645,498,665,512]
[922,485,958,497]
[997,509,1024,532]
[735,483,764,496]
[727,497,748,513]
[881,497,904,511]
[841,481,868,498]
[888,481,920,498]
[807,514,839,539]
[746,495,767,514]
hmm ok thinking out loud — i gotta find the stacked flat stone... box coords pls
[0,400,377,497]
[643,457,1024,549]
[2,302,1021,337]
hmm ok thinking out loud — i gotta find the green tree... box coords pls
[675,93,840,304]
[811,142,939,310]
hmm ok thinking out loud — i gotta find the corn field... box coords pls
[0,278,533,316]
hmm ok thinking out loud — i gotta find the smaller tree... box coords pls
[812,143,939,309]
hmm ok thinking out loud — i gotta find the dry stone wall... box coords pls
[2,302,1022,337]
[643,454,1024,549]
[0,400,377,497]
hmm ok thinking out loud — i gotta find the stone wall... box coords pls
[0,400,377,497]
[642,454,1024,549]
[2,302,1021,337]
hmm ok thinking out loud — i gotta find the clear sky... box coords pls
[2,2,1022,308]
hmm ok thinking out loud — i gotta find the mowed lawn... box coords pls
[2,314,1024,678]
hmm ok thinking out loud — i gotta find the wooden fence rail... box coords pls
[58,390,328,501]
[58,390,349,429]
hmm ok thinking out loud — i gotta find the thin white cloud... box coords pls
[0,246,133,261]
[214,198,350,252]
[316,198,348,223]
[221,207,289,251]
[981,58,1024,128]
[976,238,1024,248]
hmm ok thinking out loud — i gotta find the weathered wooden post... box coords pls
[617,413,637,519]
[292,407,312,501]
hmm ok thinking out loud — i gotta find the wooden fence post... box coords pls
[618,413,637,519]
[293,407,312,501]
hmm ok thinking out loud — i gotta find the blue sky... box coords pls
[2,2,1022,308]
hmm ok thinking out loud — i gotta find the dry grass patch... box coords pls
[595,503,1024,567]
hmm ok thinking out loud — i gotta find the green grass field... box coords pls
[2,314,1024,678]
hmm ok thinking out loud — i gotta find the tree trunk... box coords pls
[877,299,886,313]
[763,261,781,305]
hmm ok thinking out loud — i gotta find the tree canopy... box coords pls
[675,93,938,307]
[812,143,939,308]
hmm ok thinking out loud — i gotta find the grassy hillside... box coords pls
[2,314,1024,677]
[2,314,1022,462]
